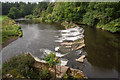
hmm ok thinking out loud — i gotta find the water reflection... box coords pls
[83,26,120,72]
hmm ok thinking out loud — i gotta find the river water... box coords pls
[1,19,120,78]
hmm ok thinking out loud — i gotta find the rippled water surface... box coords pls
[1,19,120,78]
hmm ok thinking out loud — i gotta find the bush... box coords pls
[18,29,23,37]
[82,11,96,26]
[8,7,20,19]
[104,18,120,32]
[2,54,35,78]
[40,69,51,79]
[39,17,44,22]
[45,19,52,23]
[1,18,23,45]
[2,53,52,79]
[25,14,33,19]
[43,52,59,67]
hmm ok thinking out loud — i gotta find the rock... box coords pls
[6,74,13,78]
[76,44,85,50]
[27,52,47,63]
[61,42,73,46]
[75,55,86,63]
[65,45,72,48]
[77,50,82,55]
[60,39,84,46]
[70,68,83,76]
[56,66,69,78]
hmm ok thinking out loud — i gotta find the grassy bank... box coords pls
[2,53,51,79]
[1,17,23,46]
[0,15,8,21]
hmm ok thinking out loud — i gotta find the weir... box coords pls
[55,27,85,53]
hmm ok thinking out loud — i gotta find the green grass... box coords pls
[0,15,8,21]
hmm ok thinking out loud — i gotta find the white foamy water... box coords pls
[40,48,67,57]
[56,27,84,43]
[59,58,68,66]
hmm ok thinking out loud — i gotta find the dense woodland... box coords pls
[2,2,37,18]
[1,2,120,32]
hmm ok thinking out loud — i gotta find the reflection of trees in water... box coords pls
[118,50,120,72]
[84,26,120,72]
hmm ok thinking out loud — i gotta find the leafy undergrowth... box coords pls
[2,53,51,79]
[1,17,23,45]
[43,52,60,67]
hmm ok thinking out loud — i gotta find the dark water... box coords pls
[1,19,120,78]
[82,26,120,78]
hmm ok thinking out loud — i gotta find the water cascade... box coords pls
[55,27,85,53]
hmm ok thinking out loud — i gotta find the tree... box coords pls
[33,2,48,17]
[19,2,27,17]
[8,7,20,19]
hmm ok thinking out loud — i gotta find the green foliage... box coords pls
[40,69,51,79]
[83,11,96,26]
[25,14,33,19]
[3,2,120,33]
[44,53,55,61]
[103,18,120,32]
[43,52,59,67]
[8,7,20,19]
[2,54,35,78]
[32,2,120,32]
[18,29,23,37]
[1,17,23,45]
[8,69,24,78]
[32,18,41,23]
[45,19,52,23]
[39,17,44,22]
[33,2,48,17]
[82,2,120,32]
[63,69,76,80]
[2,2,37,18]
[0,15,8,21]
[2,53,51,79]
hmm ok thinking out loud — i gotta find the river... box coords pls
[1,19,120,79]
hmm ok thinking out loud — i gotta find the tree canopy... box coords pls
[2,2,120,32]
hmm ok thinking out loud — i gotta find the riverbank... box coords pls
[2,53,87,79]
[2,36,18,48]
[1,17,23,48]
[1,20,119,78]
[26,16,120,34]
[27,17,82,30]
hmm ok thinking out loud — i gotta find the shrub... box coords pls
[104,18,120,32]
[40,69,51,79]
[39,17,44,22]
[2,54,35,78]
[45,19,52,23]
[82,11,96,26]
[43,52,59,67]
[18,29,23,37]
[2,53,52,79]
[25,14,33,19]
[1,17,23,45]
